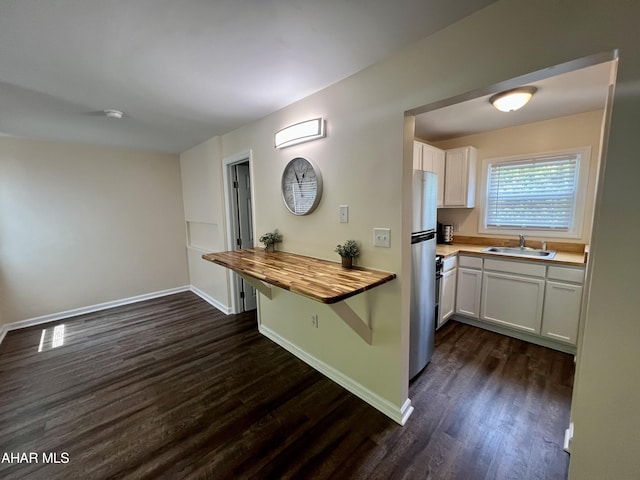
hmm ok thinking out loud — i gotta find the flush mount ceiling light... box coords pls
[274,117,325,149]
[489,87,537,112]
[103,109,124,119]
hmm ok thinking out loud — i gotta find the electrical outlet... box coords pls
[453,223,460,232]
[373,228,391,248]
[311,313,319,328]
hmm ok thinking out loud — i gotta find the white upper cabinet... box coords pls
[413,141,445,207]
[413,142,477,209]
[442,146,477,208]
[413,141,424,170]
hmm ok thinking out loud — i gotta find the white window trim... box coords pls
[478,146,592,239]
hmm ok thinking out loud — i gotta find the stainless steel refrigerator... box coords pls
[409,170,437,380]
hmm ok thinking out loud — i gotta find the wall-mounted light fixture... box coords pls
[490,86,537,112]
[274,117,325,149]
[103,109,124,119]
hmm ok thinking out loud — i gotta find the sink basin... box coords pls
[482,246,557,259]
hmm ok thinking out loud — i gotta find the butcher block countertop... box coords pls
[202,248,396,304]
[436,237,588,267]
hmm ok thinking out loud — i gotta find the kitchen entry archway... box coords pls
[223,152,257,313]
[404,51,618,453]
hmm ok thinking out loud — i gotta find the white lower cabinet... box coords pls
[447,253,585,351]
[456,268,481,318]
[438,259,457,328]
[481,271,545,334]
[456,255,482,318]
[541,279,583,345]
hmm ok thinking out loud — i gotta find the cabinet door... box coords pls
[481,271,545,333]
[422,144,434,172]
[433,150,445,207]
[415,142,445,206]
[443,147,476,208]
[444,148,468,206]
[413,142,423,170]
[456,267,482,319]
[439,268,457,327]
[541,281,583,345]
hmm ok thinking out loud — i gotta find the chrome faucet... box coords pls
[519,234,525,248]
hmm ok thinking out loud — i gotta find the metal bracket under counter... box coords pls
[202,248,396,345]
[237,271,372,343]
[235,272,273,300]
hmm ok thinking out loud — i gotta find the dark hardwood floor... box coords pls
[0,292,573,479]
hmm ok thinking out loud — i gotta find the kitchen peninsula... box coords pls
[202,248,396,344]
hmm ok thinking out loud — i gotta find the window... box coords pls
[480,147,591,237]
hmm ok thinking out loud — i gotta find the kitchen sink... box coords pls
[482,246,557,259]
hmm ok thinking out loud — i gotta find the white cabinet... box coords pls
[481,258,546,334]
[481,271,545,334]
[412,141,424,170]
[456,255,483,319]
[438,256,457,328]
[442,146,477,208]
[413,141,445,207]
[413,142,476,208]
[451,253,585,351]
[541,266,585,345]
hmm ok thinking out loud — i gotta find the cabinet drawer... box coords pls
[458,255,482,269]
[443,256,457,271]
[547,266,585,284]
[484,258,545,278]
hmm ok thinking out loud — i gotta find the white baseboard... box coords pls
[0,286,192,343]
[564,422,574,453]
[451,314,577,355]
[189,286,232,314]
[0,286,237,347]
[259,324,413,426]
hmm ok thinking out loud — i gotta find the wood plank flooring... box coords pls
[0,292,573,479]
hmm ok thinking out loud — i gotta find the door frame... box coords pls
[222,150,256,314]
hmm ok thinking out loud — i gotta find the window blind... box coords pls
[485,154,580,230]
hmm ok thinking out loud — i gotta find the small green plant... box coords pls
[259,229,282,247]
[334,239,360,258]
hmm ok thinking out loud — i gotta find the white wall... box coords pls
[182,0,640,475]
[431,109,605,244]
[220,78,409,420]
[180,137,231,311]
[0,137,189,325]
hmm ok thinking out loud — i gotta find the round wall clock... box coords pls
[281,157,323,215]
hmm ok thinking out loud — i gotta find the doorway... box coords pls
[225,156,257,312]
[404,51,618,454]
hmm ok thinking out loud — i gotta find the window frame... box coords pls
[478,146,592,239]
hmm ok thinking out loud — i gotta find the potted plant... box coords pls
[334,239,360,268]
[258,229,282,252]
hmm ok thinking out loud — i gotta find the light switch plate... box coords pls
[339,205,348,223]
[373,228,391,248]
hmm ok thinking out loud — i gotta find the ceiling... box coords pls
[0,0,498,154]
[415,61,614,142]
